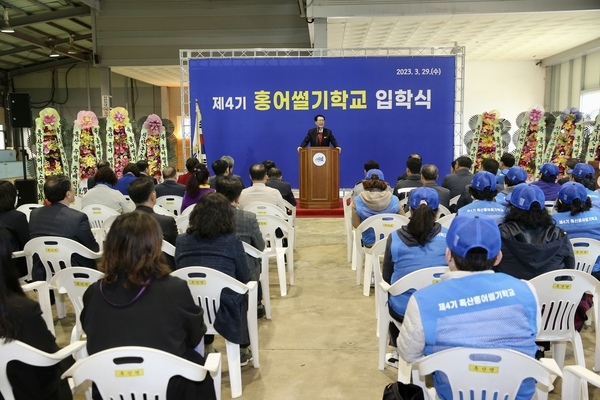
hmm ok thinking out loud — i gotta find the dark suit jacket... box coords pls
[0,209,30,277]
[300,128,339,148]
[29,203,100,278]
[422,182,451,209]
[136,205,178,270]
[441,169,474,199]
[155,180,186,197]
[266,178,296,206]
[233,207,265,282]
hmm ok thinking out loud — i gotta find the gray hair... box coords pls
[220,155,234,168]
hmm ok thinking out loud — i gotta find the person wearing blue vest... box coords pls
[382,187,447,368]
[351,169,402,247]
[495,166,527,206]
[457,171,506,224]
[398,214,540,400]
[552,181,600,276]
[570,163,600,210]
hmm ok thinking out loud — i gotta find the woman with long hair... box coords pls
[0,180,30,277]
[81,212,215,400]
[495,183,574,280]
[381,187,447,368]
[0,227,72,400]
[180,163,215,213]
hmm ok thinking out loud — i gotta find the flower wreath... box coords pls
[544,107,584,176]
[137,114,168,183]
[106,107,136,178]
[35,107,68,202]
[70,110,103,195]
[513,105,546,179]
[469,110,503,172]
[585,114,600,162]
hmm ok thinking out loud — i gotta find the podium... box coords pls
[299,147,339,209]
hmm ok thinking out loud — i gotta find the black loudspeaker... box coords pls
[14,179,38,206]
[8,93,33,128]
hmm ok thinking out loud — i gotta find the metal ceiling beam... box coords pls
[4,31,90,61]
[0,33,92,56]
[78,0,100,11]
[541,37,600,67]
[8,7,90,28]
[7,58,83,78]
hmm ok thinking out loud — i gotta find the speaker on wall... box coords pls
[14,179,37,206]
[8,93,33,128]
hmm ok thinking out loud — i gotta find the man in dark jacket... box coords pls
[265,167,296,206]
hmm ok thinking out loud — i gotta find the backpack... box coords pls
[382,381,424,400]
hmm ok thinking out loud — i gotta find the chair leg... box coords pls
[355,251,364,286]
[378,308,390,371]
[397,359,412,384]
[225,341,242,398]
[346,231,352,263]
[551,341,567,369]
[351,232,358,271]
[363,253,373,297]
[275,250,287,297]
[287,247,294,286]
[260,263,271,320]
[55,289,66,319]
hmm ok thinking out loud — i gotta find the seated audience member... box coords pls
[557,157,579,185]
[266,167,296,206]
[495,166,527,206]
[570,163,600,209]
[352,169,402,247]
[0,228,73,400]
[238,163,287,211]
[114,163,140,195]
[419,164,450,209]
[495,183,574,280]
[221,155,245,188]
[0,181,30,277]
[181,163,215,213]
[174,193,251,363]
[155,166,186,197]
[262,160,276,172]
[382,187,447,368]
[393,155,423,199]
[208,159,229,188]
[457,171,506,224]
[177,157,200,185]
[86,159,110,190]
[81,212,216,400]
[82,167,135,214]
[352,160,392,200]
[136,159,157,184]
[398,214,540,400]
[496,152,515,184]
[216,175,267,318]
[552,182,600,278]
[29,175,99,278]
[531,162,561,201]
[456,158,503,209]
[396,153,422,182]
[441,156,474,199]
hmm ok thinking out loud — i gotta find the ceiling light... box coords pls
[49,46,59,58]
[67,35,77,54]
[1,8,14,33]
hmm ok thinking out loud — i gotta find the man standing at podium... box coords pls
[297,114,341,153]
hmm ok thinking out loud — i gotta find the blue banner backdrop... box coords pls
[189,56,456,189]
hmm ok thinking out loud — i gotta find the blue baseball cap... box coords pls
[571,163,594,179]
[506,166,527,184]
[446,215,501,260]
[409,187,439,210]
[558,182,588,204]
[539,162,559,177]
[365,169,384,181]
[506,183,545,210]
[471,171,497,191]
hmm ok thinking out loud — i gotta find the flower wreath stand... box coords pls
[513,105,546,180]
[35,108,69,203]
[106,107,136,178]
[544,107,584,178]
[137,114,168,183]
[70,110,103,195]
[468,110,503,172]
[585,114,600,163]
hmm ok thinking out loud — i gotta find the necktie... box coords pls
[317,130,323,146]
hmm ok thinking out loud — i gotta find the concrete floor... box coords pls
[51,217,600,399]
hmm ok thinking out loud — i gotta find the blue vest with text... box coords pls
[355,196,400,245]
[553,209,600,271]
[457,200,506,225]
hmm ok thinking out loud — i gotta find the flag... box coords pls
[192,100,207,164]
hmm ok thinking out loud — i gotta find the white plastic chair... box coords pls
[436,204,452,219]
[570,238,600,274]
[156,195,183,216]
[377,266,449,381]
[529,269,600,370]
[436,213,456,228]
[243,242,271,319]
[176,214,190,234]
[16,203,43,222]
[353,213,409,296]
[171,267,258,398]
[255,214,295,297]
[161,240,175,257]
[562,365,600,400]
[449,194,460,208]
[342,192,353,263]
[413,347,561,400]
[395,187,414,211]
[62,346,222,400]
[21,281,55,336]
[23,237,102,319]
[153,204,175,217]
[244,202,288,221]
[370,238,387,329]
[0,340,87,400]
[181,204,195,216]
[50,267,104,343]
[283,199,296,227]
[81,204,120,229]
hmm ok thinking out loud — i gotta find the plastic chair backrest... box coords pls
[153,204,175,217]
[176,214,190,234]
[16,203,43,222]
[562,365,600,399]
[81,204,120,229]
[436,204,452,219]
[449,194,460,207]
[0,339,86,400]
[437,213,456,228]
[156,195,183,216]
[244,202,288,221]
[161,240,175,257]
[385,266,449,296]
[181,204,194,216]
[414,347,561,400]
[242,242,271,319]
[23,236,102,282]
[355,213,409,247]
[569,238,600,274]
[61,346,221,400]
[255,214,295,254]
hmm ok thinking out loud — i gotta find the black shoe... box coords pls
[257,305,266,319]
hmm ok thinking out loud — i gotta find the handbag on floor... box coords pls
[382,381,424,400]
